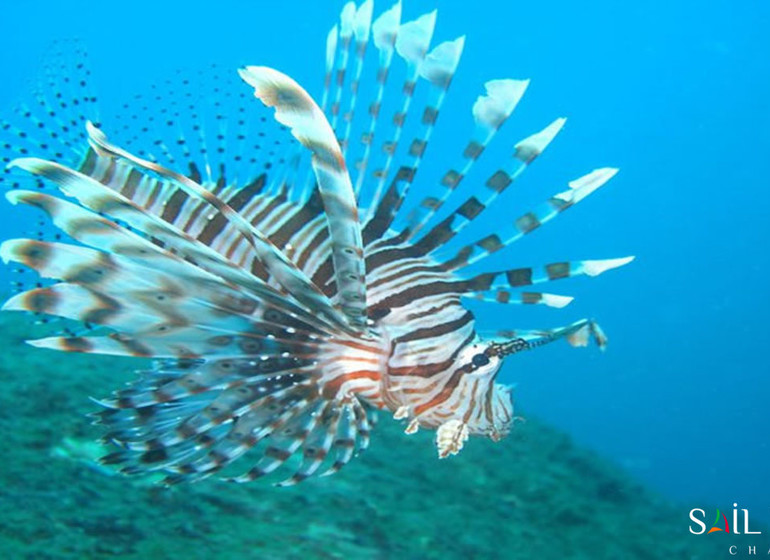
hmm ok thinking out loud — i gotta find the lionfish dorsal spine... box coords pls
[403,77,529,240]
[363,9,437,223]
[352,0,401,197]
[239,66,368,330]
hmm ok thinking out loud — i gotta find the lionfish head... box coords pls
[452,337,529,441]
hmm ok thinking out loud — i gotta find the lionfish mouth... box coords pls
[0,1,632,485]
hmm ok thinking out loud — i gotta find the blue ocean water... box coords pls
[0,0,767,532]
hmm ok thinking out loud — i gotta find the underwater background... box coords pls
[0,0,767,558]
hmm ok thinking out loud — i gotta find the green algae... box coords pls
[0,314,754,559]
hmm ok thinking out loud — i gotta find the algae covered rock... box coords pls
[0,314,750,559]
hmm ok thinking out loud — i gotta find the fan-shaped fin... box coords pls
[8,156,340,333]
[84,124,350,331]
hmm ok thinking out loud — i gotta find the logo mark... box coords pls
[707,509,730,534]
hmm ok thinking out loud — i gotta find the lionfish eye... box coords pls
[471,353,490,367]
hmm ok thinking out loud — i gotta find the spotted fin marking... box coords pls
[239,66,368,330]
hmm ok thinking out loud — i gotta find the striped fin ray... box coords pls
[225,393,329,483]
[143,375,317,457]
[438,167,620,271]
[329,2,357,133]
[2,189,315,332]
[460,256,635,293]
[339,0,374,155]
[319,397,370,476]
[403,80,534,239]
[383,35,466,234]
[321,26,339,113]
[0,237,323,358]
[8,156,339,334]
[101,347,317,411]
[100,376,319,482]
[410,118,566,254]
[363,9,437,223]
[314,36,464,291]
[335,0,374,155]
[10,289,318,361]
[352,0,401,197]
[275,401,343,485]
[240,66,368,329]
[84,123,352,332]
[462,290,575,308]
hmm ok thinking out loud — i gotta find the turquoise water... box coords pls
[0,1,767,558]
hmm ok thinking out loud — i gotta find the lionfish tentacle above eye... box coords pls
[1,0,633,483]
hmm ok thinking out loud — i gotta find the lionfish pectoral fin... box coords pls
[239,66,368,331]
[92,355,376,485]
[83,123,353,334]
[436,419,469,458]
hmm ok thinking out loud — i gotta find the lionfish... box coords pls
[0,1,632,485]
